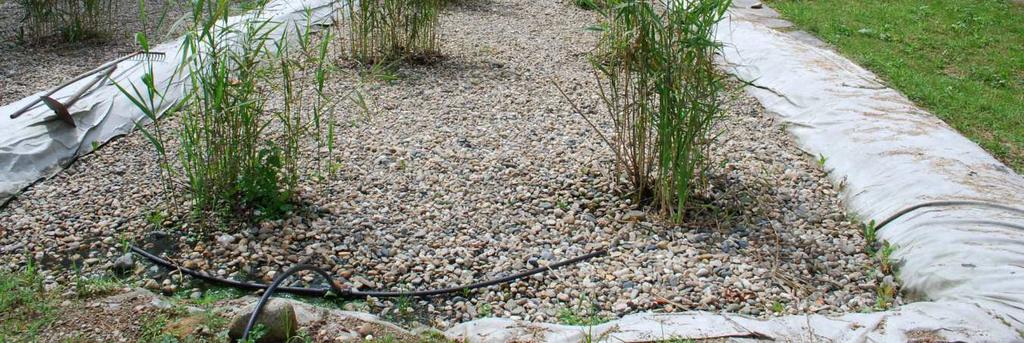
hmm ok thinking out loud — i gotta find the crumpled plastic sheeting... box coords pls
[446,3,1024,342]
[0,0,338,206]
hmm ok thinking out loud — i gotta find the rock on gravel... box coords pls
[228,300,299,343]
[111,252,135,275]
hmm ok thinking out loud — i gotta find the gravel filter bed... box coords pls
[0,0,892,328]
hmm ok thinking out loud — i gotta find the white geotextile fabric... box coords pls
[445,3,1024,343]
[0,0,337,206]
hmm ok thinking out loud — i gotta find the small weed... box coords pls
[395,296,413,315]
[188,287,244,307]
[350,88,376,123]
[289,328,315,343]
[360,61,401,82]
[556,198,570,211]
[864,242,900,311]
[877,242,897,274]
[817,154,828,168]
[875,281,896,310]
[478,303,493,317]
[145,210,166,229]
[418,331,455,343]
[862,220,878,253]
[368,334,397,343]
[238,323,267,343]
[136,314,169,342]
[73,275,122,299]
[328,161,344,175]
[771,300,784,314]
[118,233,132,254]
[556,298,610,326]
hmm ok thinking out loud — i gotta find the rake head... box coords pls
[120,50,167,62]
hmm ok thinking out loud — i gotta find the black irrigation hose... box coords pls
[130,246,608,339]
[136,200,1023,340]
[873,200,1024,232]
[241,264,338,341]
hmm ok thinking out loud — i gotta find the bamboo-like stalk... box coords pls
[116,0,340,226]
[16,0,117,42]
[345,0,441,63]
[591,0,729,222]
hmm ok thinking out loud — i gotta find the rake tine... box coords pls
[39,96,76,128]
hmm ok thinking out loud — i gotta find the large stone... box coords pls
[622,210,646,222]
[228,300,299,343]
[111,253,135,275]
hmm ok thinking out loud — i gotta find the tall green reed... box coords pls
[344,0,442,63]
[591,0,729,222]
[16,0,116,42]
[118,0,338,225]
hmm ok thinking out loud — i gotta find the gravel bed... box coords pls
[0,0,189,105]
[0,0,896,329]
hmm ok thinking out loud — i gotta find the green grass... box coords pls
[766,0,1024,172]
[556,299,611,326]
[557,307,610,326]
[0,266,58,341]
[73,275,123,299]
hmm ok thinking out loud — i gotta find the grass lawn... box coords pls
[765,0,1024,172]
[0,266,57,341]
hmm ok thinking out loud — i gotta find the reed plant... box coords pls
[573,0,604,11]
[344,0,442,63]
[589,0,729,222]
[16,0,116,42]
[118,0,338,224]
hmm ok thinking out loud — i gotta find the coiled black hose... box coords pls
[130,246,607,340]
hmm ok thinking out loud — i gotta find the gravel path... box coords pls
[0,0,896,329]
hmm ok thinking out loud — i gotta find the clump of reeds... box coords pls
[573,0,606,11]
[589,0,730,222]
[16,0,116,42]
[118,0,338,224]
[344,0,442,63]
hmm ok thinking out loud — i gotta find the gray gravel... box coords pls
[0,0,899,329]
